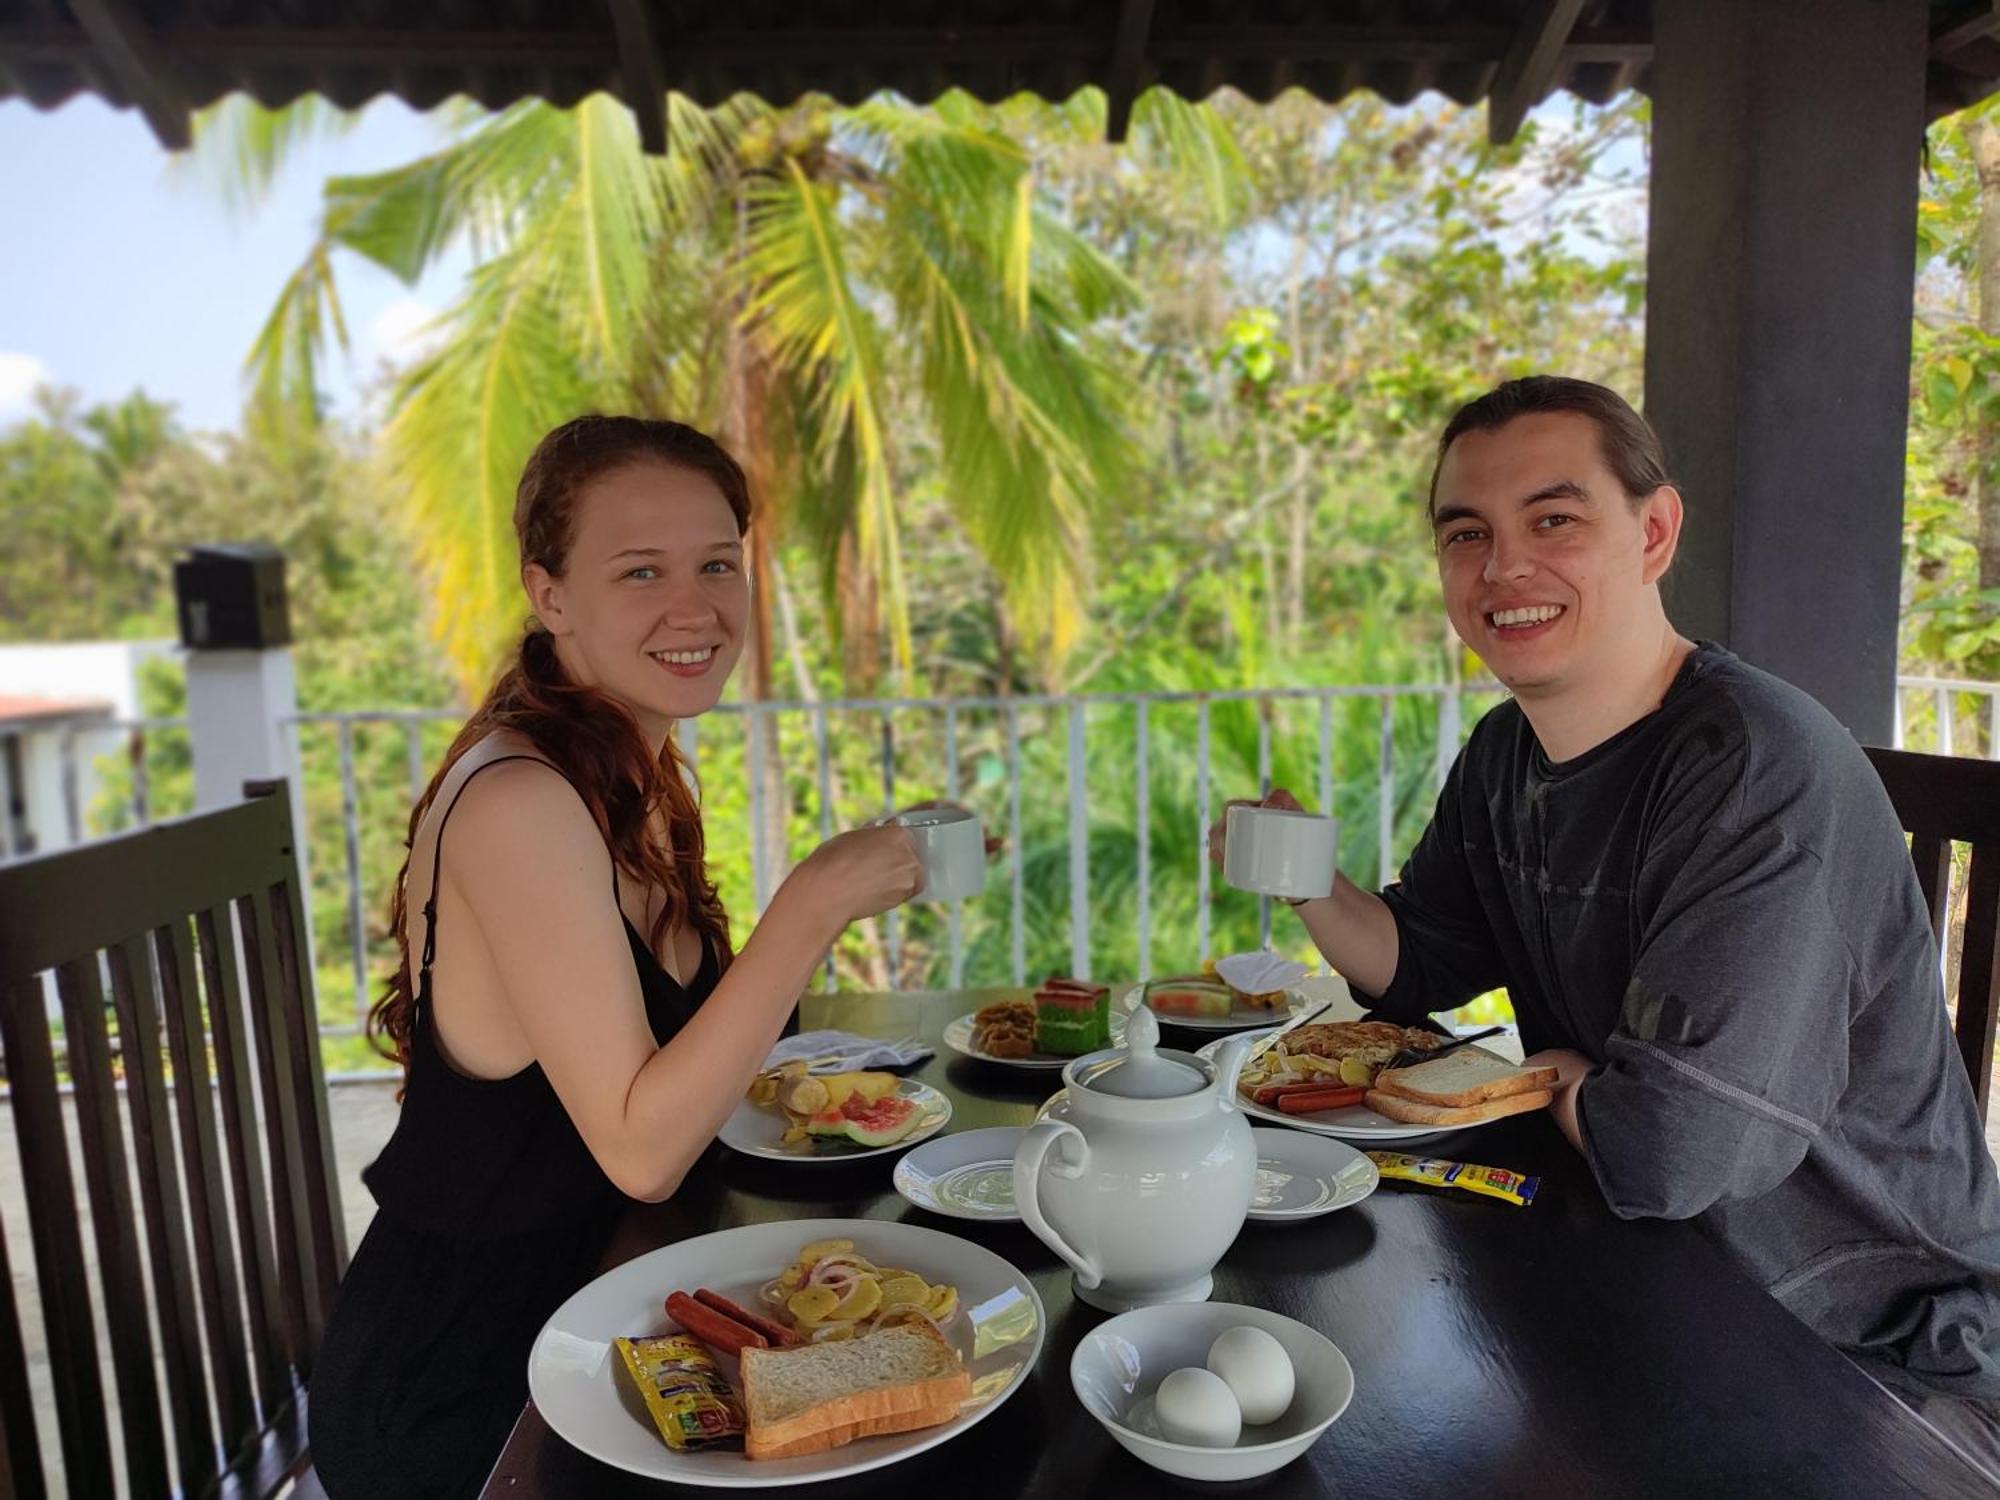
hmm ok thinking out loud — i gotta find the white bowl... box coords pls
[1069,1302,1354,1482]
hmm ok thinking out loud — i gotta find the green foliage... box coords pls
[21,88,1669,1043]
[1904,98,2000,753]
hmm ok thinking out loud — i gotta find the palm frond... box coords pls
[243,242,349,445]
[183,94,362,213]
[385,245,599,690]
[742,158,912,680]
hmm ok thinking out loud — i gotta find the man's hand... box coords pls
[1521,1047,1595,1153]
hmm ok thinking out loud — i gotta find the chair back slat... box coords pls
[237,887,319,1378]
[107,935,217,1494]
[1866,746,2000,1120]
[53,956,171,1499]
[267,868,347,1317]
[0,783,343,1497]
[1960,844,2000,1114]
[158,916,259,1457]
[0,1180,47,1500]
[1911,832,1953,949]
[195,902,290,1413]
[0,980,114,1498]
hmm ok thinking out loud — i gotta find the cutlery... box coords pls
[1384,1024,1508,1072]
[1241,1001,1334,1069]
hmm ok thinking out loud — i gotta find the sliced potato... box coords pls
[926,1283,957,1320]
[1339,1054,1376,1087]
[831,1276,883,1322]
[787,1285,840,1323]
[798,1238,854,1263]
[878,1273,930,1309]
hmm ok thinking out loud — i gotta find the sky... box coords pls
[0,94,471,433]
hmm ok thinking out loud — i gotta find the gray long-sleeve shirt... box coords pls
[1367,642,2000,1395]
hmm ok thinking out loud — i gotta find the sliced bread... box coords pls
[740,1321,970,1461]
[1373,1050,1558,1109]
[1364,1087,1553,1127]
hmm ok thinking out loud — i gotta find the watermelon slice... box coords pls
[803,1090,921,1148]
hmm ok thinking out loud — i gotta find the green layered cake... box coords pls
[1034,983,1111,1055]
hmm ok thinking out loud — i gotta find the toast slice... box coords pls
[741,1321,970,1461]
[1373,1050,1557,1109]
[746,1398,964,1460]
[1364,1087,1554,1127]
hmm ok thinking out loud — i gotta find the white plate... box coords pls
[718,1079,951,1161]
[1196,1029,1519,1144]
[1247,1127,1377,1220]
[1022,1100,1378,1222]
[893,1126,1025,1220]
[941,1009,1128,1071]
[528,1217,1045,1488]
[1112,979,1318,1033]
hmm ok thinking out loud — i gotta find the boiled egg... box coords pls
[1152,1366,1242,1447]
[1206,1324,1295,1425]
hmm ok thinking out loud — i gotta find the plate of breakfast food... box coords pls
[942,979,1127,1070]
[528,1219,1045,1486]
[721,1065,951,1161]
[1199,1022,1554,1143]
[1112,953,1319,1033]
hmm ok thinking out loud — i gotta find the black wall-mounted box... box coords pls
[173,544,292,650]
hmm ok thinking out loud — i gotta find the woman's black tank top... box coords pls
[362,754,720,1235]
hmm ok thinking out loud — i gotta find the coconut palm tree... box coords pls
[208,88,1245,701]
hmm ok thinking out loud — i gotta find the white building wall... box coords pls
[0,640,179,718]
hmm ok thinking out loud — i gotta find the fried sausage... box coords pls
[694,1288,799,1348]
[665,1290,768,1356]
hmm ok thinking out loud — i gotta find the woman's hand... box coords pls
[785,824,925,926]
[1206,787,1310,865]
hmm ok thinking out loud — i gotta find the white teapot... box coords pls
[1013,1006,1257,1311]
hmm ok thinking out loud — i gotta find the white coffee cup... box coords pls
[1223,803,1338,901]
[891,807,986,903]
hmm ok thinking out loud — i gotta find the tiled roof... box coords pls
[8,1,1989,154]
[0,694,114,730]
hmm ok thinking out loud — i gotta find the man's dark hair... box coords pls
[1427,376,1671,515]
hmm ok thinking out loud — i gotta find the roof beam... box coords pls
[1103,0,1155,143]
[0,21,1652,73]
[1487,0,1588,145]
[605,0,669,155]
[64,0,191,149]
[1933,2,2000,57]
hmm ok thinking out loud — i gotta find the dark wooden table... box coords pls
[481,991,1992,1499]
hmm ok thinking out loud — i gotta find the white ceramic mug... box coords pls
[1223,804,1338,901]
[892,807,986,903]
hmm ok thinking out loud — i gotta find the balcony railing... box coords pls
[12,673,1995,1053]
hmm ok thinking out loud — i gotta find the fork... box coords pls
[1383,1024,1508,1073]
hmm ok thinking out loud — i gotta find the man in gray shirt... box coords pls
[1243,376,2000,1479]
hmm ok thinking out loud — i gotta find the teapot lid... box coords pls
[1075,1005,1209,1099]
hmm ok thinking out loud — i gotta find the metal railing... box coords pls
[19,673,2000,1048]
[281,684,1493,1031]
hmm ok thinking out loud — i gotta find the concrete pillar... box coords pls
[1643,0,1929,744]
[186,647,299,814]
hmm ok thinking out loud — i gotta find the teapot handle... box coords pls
[1013,1120,1102,1289]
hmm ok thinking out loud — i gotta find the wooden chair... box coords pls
[0,780,345,1498]
[1865,745,2000,1120]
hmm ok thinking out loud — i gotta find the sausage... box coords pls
[1253,1080,1361,1107]
[665,1290,768,1356]
[1274,1085,1367,1115]
[695,1288,799,1348]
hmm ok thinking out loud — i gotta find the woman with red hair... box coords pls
[307,416,923,1496]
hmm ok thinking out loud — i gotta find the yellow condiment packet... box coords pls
[1366,1151,1540,1206]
